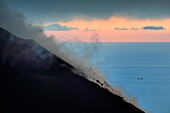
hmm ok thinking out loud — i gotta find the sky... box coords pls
[2,0,170,42]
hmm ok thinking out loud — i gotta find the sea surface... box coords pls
[60,42,170,113]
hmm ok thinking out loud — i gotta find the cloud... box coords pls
[84,28,100,32]
[4,0,170,22]
[115,28,128,30]
[143,26,165,30]
[131,28,139,30]
[42,24,78,31]
[114,26,165,31]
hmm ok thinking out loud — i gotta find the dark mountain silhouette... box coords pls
[0,27,145,113]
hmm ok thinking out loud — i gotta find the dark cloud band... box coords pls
[4,0,170,22]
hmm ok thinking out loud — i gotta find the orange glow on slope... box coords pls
[44,17,170,42]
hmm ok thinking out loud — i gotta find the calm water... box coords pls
[60,42,170,113]
[91,43,170,113]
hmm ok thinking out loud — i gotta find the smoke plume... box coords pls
[0,0,139,108]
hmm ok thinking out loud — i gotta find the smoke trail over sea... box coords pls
[0,0,139,108]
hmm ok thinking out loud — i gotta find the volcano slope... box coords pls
[0,27,145,113]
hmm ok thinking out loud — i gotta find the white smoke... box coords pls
[56,33,102,62]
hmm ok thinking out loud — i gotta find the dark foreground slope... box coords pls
[0,27,145,113]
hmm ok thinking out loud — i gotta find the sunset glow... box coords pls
[44,17,170,42]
